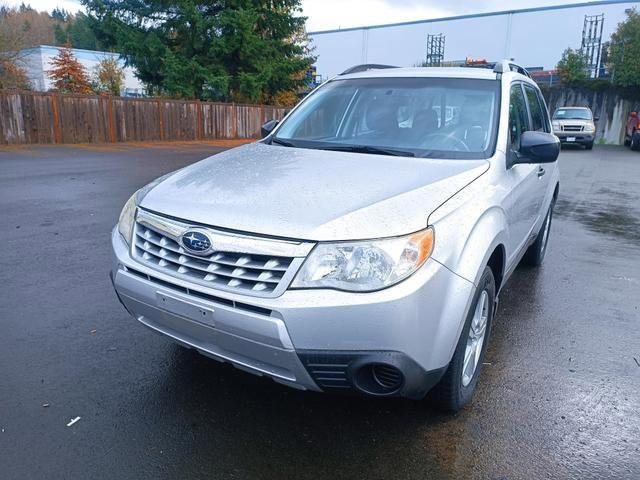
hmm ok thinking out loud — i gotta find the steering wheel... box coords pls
[421,132,470,152]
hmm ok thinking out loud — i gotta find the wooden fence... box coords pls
[0,90,289,145]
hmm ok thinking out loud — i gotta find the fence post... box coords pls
[50,93,61,144]
[231,103,238,139]
[196,100,203,140]
[107,95,116,143]
[157,99,164,141]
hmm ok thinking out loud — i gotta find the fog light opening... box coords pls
[354,363,404,396]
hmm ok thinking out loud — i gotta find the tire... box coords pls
[624,136,631,147]
[430,267,496,413]
[631,133,640,151]
[585,142,594,150]
[522,203,553,267]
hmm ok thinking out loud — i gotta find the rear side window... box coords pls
[524,84,547,132]
[508,84,529,151]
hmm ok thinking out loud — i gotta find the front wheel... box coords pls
[585,142,594,150]
[430,267,495,412]
[631,133,640,151]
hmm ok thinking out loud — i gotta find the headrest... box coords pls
[412,109,439,131]
[365,99,398,132]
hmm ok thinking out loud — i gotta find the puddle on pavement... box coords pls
[555,197,640,244]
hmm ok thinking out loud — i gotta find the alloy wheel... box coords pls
[462,290,489,387]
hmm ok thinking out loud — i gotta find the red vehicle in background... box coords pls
[625,111,640,150]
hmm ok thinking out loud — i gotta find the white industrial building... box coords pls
[308,0,638,80]
[18,45,145,96]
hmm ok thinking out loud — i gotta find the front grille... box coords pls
[562,125,583,132]
[133,223,294,295]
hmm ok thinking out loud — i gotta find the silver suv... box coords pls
[111,61,560,412]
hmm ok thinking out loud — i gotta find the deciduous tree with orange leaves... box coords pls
[47,44,93,94]
[0,60,31,89]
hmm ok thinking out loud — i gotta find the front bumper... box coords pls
[554,132,594,145]
[111,227,475,398]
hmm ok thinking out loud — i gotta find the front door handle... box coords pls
[537,167,546,178]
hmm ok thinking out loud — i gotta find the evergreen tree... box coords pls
[83,0,315,103]
[66,13,101,50]
[52,12,101,50]
[53,23,67,44]
[47,44,93,94]
[51,7,68,21]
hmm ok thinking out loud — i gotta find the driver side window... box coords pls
[508,84,530,151]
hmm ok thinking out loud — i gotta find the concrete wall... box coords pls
[309,1,637,79]
[543,87,639,144]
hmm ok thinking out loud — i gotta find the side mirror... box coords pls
[261,120,279,138]
[631,112,638,118]
[594,116,600,122]
[511,131,560,166]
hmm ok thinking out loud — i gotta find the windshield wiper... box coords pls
[271,137,295,147]
[321,144,415,157]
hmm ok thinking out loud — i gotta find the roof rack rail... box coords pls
[340,64,398,75]
[460,62,495,70]
[493,60,531,78]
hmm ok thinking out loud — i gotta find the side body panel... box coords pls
[429,73,560,289]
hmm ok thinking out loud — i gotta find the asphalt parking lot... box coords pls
[1,142,638,479]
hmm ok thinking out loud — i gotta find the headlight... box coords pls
[117,192,137,245]
[291,228,434,292]
[584,123,595,132]
[552,121,560,131]
[117,170,180,245]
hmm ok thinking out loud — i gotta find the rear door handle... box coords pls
[537,167,546,178]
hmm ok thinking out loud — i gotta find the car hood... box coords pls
[554,119,593,126]
[140,143,489,241]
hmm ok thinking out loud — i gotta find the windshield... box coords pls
[553,108,592,120]
[272,77,500,159]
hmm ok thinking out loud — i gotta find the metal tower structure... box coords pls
[581,13,604,78]
[426,34,445,67]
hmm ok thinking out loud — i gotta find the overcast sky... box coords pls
[2,0,604,31]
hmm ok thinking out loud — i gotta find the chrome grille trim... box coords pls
[562,125,584,132]
[136,209,313,257]
[132,209,313,297]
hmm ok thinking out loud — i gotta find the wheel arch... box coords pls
[434,205,510,289]
[486,244,506,293]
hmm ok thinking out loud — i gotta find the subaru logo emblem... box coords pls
[181,230,212,255]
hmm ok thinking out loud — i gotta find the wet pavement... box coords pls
[0,143,638,479]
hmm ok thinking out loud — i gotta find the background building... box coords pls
[308,0,638,79]
[19,45,145,96]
